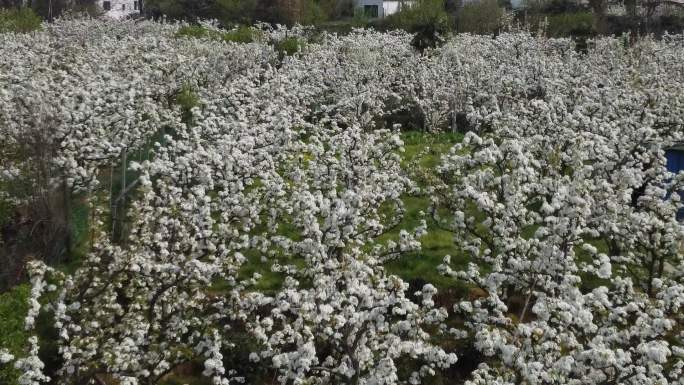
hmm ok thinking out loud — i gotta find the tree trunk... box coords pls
[63,176,72,257]
[119,149,127,242]
[625,0,637,17]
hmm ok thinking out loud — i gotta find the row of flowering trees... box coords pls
[0,18,683,385]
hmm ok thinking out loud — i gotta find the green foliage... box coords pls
[456,0,504,35]
[383,195,467,290]
[543,0,587,13]
[524,0,586,14]
[0,284,30,384]
[0,195,14,228]
[222,25,255,43]
[656,14,684,34]
[546,11,595,37]
[275,36,306,57]
[149,0,329,26]
[68,197,90,261]
[519,11,595,38]
[174,85,200,110]
[28,0,102,21]
[299,0,328,26]
[351,6,370,27]
[497,0,513,10]
[147,0,185,19]
[175,24,256,43]
[380,131,466,289]
[173,84,200,124]
[145,0,215,21]
[383,0,452,33]
[0,7,42,34]
[215,0,257,25]
[319,0,354,20]
[175,24,212,38]
[381,0,451,51]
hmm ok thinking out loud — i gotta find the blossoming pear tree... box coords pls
[433,35,684,383]
[1,15,683,385]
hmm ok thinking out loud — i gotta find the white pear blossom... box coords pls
[1,16,682,385]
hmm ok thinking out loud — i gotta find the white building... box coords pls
[356,0,415,18]
[96,0,141,19]
[357,0,385,18]
[384,0,414,15]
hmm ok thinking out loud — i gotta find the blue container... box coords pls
[666,146,684,221]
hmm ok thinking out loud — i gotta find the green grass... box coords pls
[0,130,482,384]
[379,193,467,289]
[0,284,30,384]
[176,25,257,44]
[175,25,211,39]
[220,130,467,293]
[401,131,463,170]
[275,36,306,58]
[235,250,285,294]
[222,26,256,43]
[381,132,467,289]
[10,131,466,292]
[68,196,91,263]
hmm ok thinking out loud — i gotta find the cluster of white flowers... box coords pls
[0,349,14,364]
[14,337,49,385]
[0,17,682,385]
[251,254,456,384]
[433,33,684,384]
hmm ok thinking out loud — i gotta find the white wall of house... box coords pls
[356,1,417,18]
[96,0,141,19]
[356,0,385,18]
[383,1,415,16]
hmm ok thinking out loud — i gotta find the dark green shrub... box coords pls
[381,0,451,51]
[383,0,452,33]
[456,0,503,35]
[601,15,643,36]
[299,0,328,26]
[542,0,587,14]
[319,0,354,20]
[351,7,371,28]
[175,24,212,38]
[546,11,595,37]
[316,20,354,34]
[29,0,102,21]
[655,14,684,34]
[215,0,257,25]
[383,97,425,131]
[0,7,42,34]
[144,0,215,21]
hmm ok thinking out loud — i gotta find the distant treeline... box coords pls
[141,0,684,37]
[0,0,100,21]
[1,0,683,38]
[143,0,357,25]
